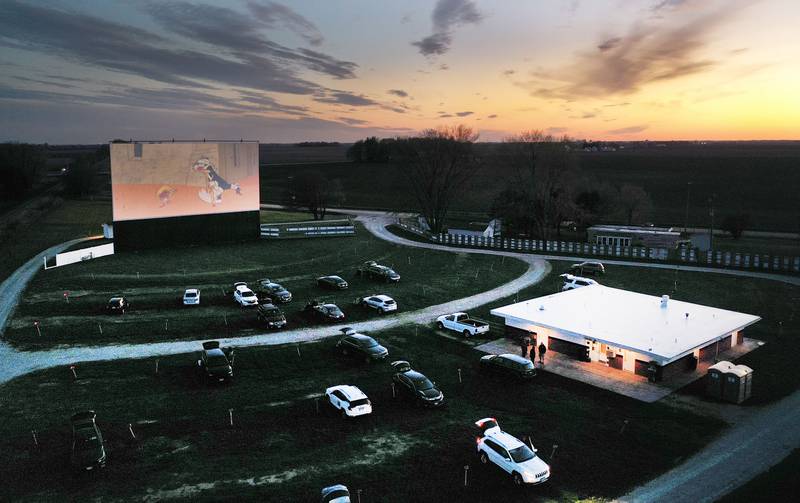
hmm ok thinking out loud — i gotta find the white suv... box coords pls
[475,417,550,486]
[359,294,397,314]
[233,282,259,307]
[325,385,372,418]
[183,288,200,306]
[559,273,598,291]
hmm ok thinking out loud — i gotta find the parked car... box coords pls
[317,275,349,290]
[480,354,537,380]
[304,300,345,323]
[336,328,388,362]
[357,294,397,314]
[197,341,234,383]
[183,288,200,306]
[357,260,400,282]
[106,296,130,314]
[256,303,287,329]
[70,411,106,471]
[570,261,605,276]
[321,484,351,503]
[435,312,490,338]
[257,278,292,303]
[391,360,444,408]
[233,283,259,307]
[475,417,550,486]
[325,385,373,418]
[559,274,598,291]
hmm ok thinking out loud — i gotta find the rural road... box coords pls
[1,209,799,502]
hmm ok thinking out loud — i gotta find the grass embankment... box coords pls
[259,209,345,224]
[5,223,526,350]
[0,199,110,283]
[719,449,800,503]
[0,325,723,502]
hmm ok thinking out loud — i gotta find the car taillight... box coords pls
[476,437,481,444]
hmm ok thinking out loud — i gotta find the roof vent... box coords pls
[661,295,669,308]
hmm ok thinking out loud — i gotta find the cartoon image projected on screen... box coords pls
[192,157,242,206]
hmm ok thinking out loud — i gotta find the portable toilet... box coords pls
[722,364,754,404]
[706,361,733,400]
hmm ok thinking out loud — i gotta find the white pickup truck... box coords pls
[435,312,490,338]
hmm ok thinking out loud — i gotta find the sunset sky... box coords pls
[1,0,798,143]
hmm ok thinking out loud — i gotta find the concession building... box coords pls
[490,285,760,382]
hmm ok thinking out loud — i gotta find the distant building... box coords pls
[587,224,684,248]
[491,285,760,382]
[447,218,501,238]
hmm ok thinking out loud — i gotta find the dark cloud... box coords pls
[582,112,596,118]
[337,117,369,125]
[603,102,631,107]
[606,125,648,135]
[412,0,484,56]
[439,63,450,71]
[487,114,498,119]
[0,1,356,99]
[145,2,356,79]
[516,3,745,100]
[387,89,409,98]
[597,37,622,51]
[455,111,473,117]
[651,0,692,12]
[247,1,324,46]
[314,90,378,107]
[438,113,453,118]
[546,127,568,134]
[503,69,516,76]
[412,32,452,57]
[11,76,78,89]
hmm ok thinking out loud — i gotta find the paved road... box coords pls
[618,390,800,503]
[1,210,799,502]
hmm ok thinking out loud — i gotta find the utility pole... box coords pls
[708,195,715,251]
[684,181,692,234]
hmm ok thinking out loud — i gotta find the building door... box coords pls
[609,354,623,370]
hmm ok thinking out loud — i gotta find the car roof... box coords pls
[108,297,123,301]
[403,370,429,382]
[498,354,531,365]
[206,348,226,358]
[371,294,393,301]
[348,333,372,341]
[484,428,525,450]
[324,275,344,280]
[185,288,198,293]
[327,385,367,400]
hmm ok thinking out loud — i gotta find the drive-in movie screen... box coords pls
[110,142,259,221]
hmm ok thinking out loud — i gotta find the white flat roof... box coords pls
[490,285,760,363]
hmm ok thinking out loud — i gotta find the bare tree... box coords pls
[393,125,480,234]
[283,171,344,220]
[616,184,653,225]
[493,131,578,239]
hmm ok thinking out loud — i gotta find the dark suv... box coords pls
[106,297,130,314]
[197,341,234,383]
[479,353,537,380]
[358,261,400,282]
[336,328,388,362]
[70,411,107,471]
[257,303,287,329]
[257,279,292,303]
[570,261,605,275]
[391,360,444,407]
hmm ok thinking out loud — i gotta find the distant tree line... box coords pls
[295,141,341,147]
[0,143,47,199]
[346,137,393,163]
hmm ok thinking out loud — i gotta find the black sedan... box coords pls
[336,328,388,362]
[391,360,444,407]
[257,279,292,303]
[197,341,234,383]
[479,353,537,380]
[70,411,107,471]
[304,300,345,323]
[106,297,130,314]
[317,275,349,290]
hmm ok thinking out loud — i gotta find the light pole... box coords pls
[708,195,715,251]
[684,181,692,234]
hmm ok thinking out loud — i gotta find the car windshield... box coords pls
[207,354,228,367]
[413,376,434,390]
[185,292,197,297]
[359,337,379,348]
[349,398,369,408]
[387,269,397,275]
[323,305,342,315]
[242,290,255,297]
[509,445,536,463]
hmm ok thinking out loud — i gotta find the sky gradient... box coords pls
[1,0,798,143]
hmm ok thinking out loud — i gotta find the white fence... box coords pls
[260,219,356,239]
[44,242,115,269]
[397,221,800,274]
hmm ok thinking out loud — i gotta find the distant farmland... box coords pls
[260,142,800,232]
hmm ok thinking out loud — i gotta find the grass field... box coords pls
[4,224,526,350]
[259,209,342,224]
[0,199,111,284]
[0,325,724,502]
[260,143,800,233]
[719,449,800,503]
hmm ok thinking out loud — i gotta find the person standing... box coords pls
[538,342,547,366]
[520,335,530,359]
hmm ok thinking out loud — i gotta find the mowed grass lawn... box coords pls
[5,224,526,350]
[0,326,724,502]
